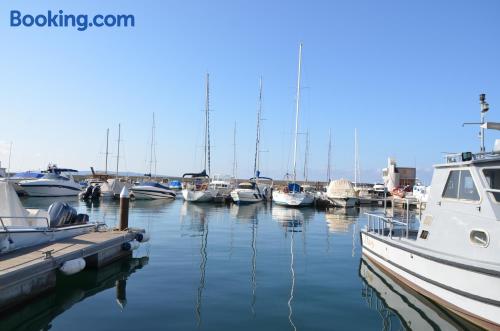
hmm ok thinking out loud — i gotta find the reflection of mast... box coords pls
[250,217,257,316]
[288,227,297,331]
[195,218,208,327]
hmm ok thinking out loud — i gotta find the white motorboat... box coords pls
[361,94,500,329]
[209,174,233,200]
[19,166,81,197]
[326,179,360,208]
[0,181,98,254]
[231,178,272,204]
[272,44,314,208]
[182,171,215,203]
[130,181,176,200]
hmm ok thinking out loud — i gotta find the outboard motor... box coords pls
[48,202,78,227]
[81,185,93,200]
[91,185,101,200]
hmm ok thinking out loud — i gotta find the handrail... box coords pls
[365,212,410,239]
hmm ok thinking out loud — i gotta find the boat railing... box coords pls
[365,213,412,239]
[0,216,51,232]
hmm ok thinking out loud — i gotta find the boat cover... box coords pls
[0,182,48,227]
[288,183,301,192]
[327,179,357,199]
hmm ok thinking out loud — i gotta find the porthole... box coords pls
[469,230,489,248]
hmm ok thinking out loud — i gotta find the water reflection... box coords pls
[359,257,481,331]
[324,207,359,233]
[0,256,148,331]
[271,206,314,231]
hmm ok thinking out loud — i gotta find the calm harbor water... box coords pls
[1,197,476,331]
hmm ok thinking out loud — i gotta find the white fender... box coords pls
[136,232,150,243]
[60,258,86,275]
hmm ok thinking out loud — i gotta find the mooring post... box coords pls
[119,187,129,230]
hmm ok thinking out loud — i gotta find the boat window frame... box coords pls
[481,167,500,204]
[441,168,481,204]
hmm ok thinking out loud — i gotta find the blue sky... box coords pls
[1,0,499,183]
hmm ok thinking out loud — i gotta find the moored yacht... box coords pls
[19,165,81,197]
[361,94,500,329]
[130,181,176,200]
[231,78,273,205]
[326,179,360,208]
[231,177,273,204]
[182,171,216,203]
[272,43,314,207]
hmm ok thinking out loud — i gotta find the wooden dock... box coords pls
[0,229,138,313]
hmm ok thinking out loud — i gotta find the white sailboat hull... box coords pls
[361,231,500,329]
[182,189,215,202]
[231,189,265,204]
[272,191,314,207]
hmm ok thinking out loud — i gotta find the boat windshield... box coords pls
[41,173,69,181]
[238,182,255,189]
[483,168,500,202]
[140,182,169,189]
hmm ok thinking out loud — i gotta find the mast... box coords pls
[105,128,109,175]
[254,77,263,179]
[303,130,309,183]
[204,73,211,176]
[354,128,357,187]
[149,113,156,178]
[327,129,332,182]
[116,123,121,178]
[354,128,361,187]
[232,121,237,179]
[292,43,303,183]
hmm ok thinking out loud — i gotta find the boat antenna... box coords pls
[354,128,360,187]
[480,93,489,152]
[292,43,303,184]
[116,123,121,178]
[254,76,263,179]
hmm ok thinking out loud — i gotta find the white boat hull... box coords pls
[0,224,96,254]
[361,231,500,329]
[182,189,214,202]
[272,191,314,207]
[131,186,176,200]
[231,189,266,204]
[329,197,359,208]
[20,184,81,197]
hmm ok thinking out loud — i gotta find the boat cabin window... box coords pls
[442,170,479,201]
[483,168,500,202]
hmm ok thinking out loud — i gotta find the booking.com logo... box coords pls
[10,10,135,31]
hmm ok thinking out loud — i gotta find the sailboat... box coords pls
[231,77,273,204]
[182,74,216,202]
[272,43,314,207]
[131,114,176,200]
